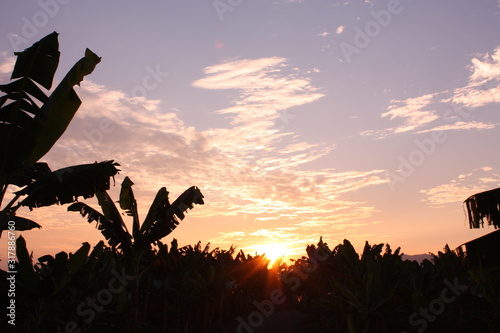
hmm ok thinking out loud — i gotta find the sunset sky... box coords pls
[1,0,500,265]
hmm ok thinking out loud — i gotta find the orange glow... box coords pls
[252,243,289,264]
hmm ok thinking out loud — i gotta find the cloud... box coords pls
[193,57,324,125]
[416,121,496,134]
[363,93,440,137]
[468,48,500,83]
[336,25,345,34]
[0,53,15,80]
[449,47,500,110]
[210,231,246,244]
[452,48,500,107]
[382,93,439,133]
[420,167,500,207]
[18,56,389,255]
[365,46,500,138]
[452,84,500,107]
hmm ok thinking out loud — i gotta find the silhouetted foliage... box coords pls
[2,237,499,333]
[0,32,101,234]
[464,187,500,228]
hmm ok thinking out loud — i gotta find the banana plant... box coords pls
[67,177,203,332]
[11,235,92,331]
[464,187,500,228]
[68,176,204,255]
[0,32,101,234]
[0,160,120,237]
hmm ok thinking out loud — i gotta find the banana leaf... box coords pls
[16,160,120,209]
[5,162,51,187]
[119,176,140,238]
[25,47,101,166]
[15,235,39,294]
[139,186,204,246]
[464,187,500,228]
[0,32,100,178]
[0,215,41,231]
[68,197,132,252]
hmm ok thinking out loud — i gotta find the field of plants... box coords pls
[1,236,500,332]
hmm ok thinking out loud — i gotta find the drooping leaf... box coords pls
[464,187,500,228]
[68,202,107,225]
[0,215,42,231]
[169,186,204,220]
[5,162,51,187]
[16,160,120,209]
[96,190,132,252]
[68,200,132,252]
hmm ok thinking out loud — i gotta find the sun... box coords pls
[253,243,289,263]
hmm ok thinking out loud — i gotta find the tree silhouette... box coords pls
[0,32,106,235]
[464,187,500,229]
[68,176,204,254]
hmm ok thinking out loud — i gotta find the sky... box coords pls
[1,0,500,265]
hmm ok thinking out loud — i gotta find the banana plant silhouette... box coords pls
[464,187,500,229]
[68,176,204,331]
[68,176,204,255]
[0,32,102,234]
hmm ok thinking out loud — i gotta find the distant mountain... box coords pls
[402,253,432,263]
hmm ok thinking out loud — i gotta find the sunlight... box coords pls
[253,243,289,263]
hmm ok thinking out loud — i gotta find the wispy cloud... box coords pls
[420,167,500,207]
[193,57,324,125]
[365,46,500,138]
[362,93,440,138]
[416,121,496,134]
[29,56,388,252]
[381,94,439,133]
[452,47,500,107]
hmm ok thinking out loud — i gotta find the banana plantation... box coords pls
[1,235,500,332]
[1,33,500,333]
